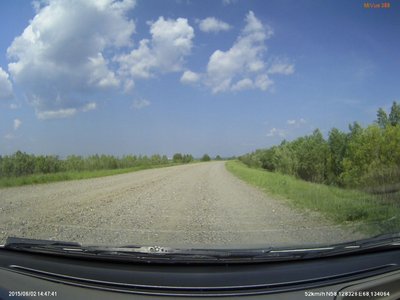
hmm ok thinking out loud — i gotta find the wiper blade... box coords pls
[330,232,400,253]
[3,237,274,262]
[88,246,275,260]
[266,233,400,260]
[3,237,81,249]
[3,234,400,263]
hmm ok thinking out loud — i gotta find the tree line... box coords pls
[0,151,225,178]
[0,153,171,178]
[239,102,400,193]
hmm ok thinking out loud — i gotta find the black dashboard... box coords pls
[1,247,400,299]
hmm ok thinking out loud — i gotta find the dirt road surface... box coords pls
[0,162,364,248]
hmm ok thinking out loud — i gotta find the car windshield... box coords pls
[0,0,399,252]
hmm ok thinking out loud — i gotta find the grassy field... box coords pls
[0,163,182,189]
[226,160,400,235]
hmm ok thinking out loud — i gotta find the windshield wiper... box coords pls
[265,233,400,260]
[2,237,274,262]
[2,234,400,263]
[2,237,81,249]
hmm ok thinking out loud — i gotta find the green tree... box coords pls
[150,154,162,165]
[376,108,389,129]
[120,155,137,168]
[182,154,193,163]
[161,155,169,164]
[293,129,328,183]
[349,121,363,138]
[389,101,400,126]
[327,128,348,185]
[273,143,298,177]
[258,147,277,171]
[0,155,15,177]
[34,155,61,174]
[239,153,261,168]
[201,154,211,162]
[236,105,400,191]
[65,155,84,171]
[341,123,400,190]
[13,151,35,176]
[342,124,382,187]
[173,153,183,163]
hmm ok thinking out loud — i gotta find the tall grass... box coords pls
[226,160,400,235]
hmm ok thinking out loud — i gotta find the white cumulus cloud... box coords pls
[4,133,15,140]
[266,127,286,137]
[268,58,295,75]
[222,0,237,5]
[0,67,13,100]
[116,17,194,80]
[132,98,151,110]
[37,108,78,120]
[7,0,136,119]
[13,118,22,130]
[198,17,231,33]
[36,101,98,119]
[205,11,274,93]
[231,78,254,91]
[82,102,97,112]
[180,70,200,84]
[287,118,306,126]
[182,11,294,94]
[9,103,20,109]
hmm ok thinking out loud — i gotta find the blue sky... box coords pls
[0,0,399,157]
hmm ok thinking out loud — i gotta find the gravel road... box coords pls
[0,161,364,248]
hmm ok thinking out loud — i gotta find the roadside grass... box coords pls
[226,160,400,235]
[0,163,184,189]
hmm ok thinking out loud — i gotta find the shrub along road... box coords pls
[0,162,365,247]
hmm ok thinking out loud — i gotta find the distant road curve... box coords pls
[0,161,364,247]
